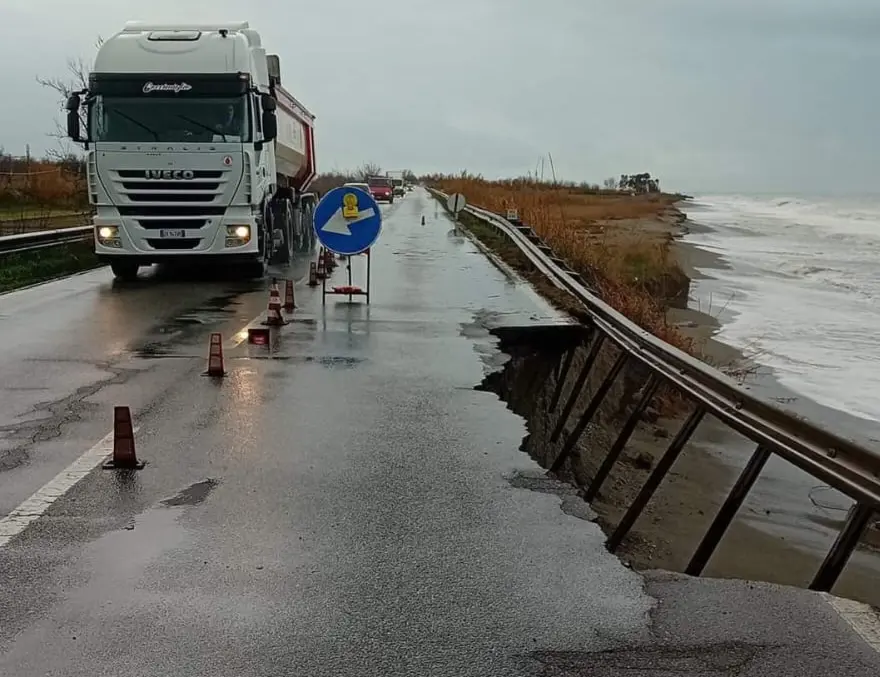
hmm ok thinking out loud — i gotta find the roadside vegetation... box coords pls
[0,150,97,292]
[0,150,89,235]
[0,240,99,294]
[426,173,694,356]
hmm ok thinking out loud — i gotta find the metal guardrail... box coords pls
[431,188,880,594]
[0,226,93,256]
[0,212,92,236]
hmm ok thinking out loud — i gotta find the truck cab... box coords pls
[65,21,317,280]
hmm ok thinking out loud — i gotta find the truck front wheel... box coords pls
[110,261,139,281]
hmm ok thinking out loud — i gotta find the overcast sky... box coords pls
[2,0,878,195]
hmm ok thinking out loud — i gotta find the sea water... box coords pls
[681,194,880,426]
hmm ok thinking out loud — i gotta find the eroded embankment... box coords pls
[479,323,880,608]
[478,324,666,548]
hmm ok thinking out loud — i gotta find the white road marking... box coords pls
[824,592,880,653]
[0,426,139,549]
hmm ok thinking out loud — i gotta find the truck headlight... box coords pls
[96,225,122,247]
[225,225,251,247]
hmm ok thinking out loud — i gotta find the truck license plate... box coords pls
[159,229,185,238]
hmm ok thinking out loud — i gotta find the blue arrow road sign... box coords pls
[313,186,383,256]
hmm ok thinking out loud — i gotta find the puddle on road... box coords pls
[161,479,219,507]
[242,355,365,369]
[130,291,249,358]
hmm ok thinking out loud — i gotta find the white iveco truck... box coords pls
[65,21,318,280]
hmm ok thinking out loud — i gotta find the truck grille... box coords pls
[111,169,232,230]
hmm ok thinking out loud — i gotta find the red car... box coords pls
[367,176,394,203]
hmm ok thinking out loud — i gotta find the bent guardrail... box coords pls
[430,187,880,594]
[0,226,93,256]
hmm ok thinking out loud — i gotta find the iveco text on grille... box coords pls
[145,170,195,180]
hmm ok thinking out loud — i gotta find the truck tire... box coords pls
[270,199,294,265]
[110,261,139,281]
[295,207,307,253]
[305,202,316,252]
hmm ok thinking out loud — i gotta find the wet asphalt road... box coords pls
[1,189,879,675]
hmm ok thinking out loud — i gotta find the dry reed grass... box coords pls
[431,177,695,356]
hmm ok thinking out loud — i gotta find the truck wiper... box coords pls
[108,109,159,141]
[176,115,228,142]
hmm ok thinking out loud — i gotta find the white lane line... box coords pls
[824,592,880,653]
[0,426,139,549]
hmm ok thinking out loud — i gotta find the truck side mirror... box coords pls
[261,93,276,112]
[66,109,81,141]
[262,110,277,141]
[65,93,82,141]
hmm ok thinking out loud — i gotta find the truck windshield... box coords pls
[89,95,251,143]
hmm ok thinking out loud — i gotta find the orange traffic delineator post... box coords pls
[103,406,145,470]
[262,278,287,326]
[206,332,225,376]
[308,261,318,286]
[283,278,296,312]
[325,248,337,271]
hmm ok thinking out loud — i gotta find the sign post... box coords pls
[446,193,467,233]
[313,186,383,305]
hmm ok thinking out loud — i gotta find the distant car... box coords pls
[367,176,394,203]
[405,184,414,192]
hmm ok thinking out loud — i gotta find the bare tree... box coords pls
[36,37,103,159]
[354,163,382,180]
[603,177,617,190]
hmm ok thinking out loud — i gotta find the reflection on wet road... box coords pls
[0,190,878,676]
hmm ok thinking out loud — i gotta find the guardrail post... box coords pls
[607,406,706,552]
[550,350,629,474]
[685,443,772,576]
[809,502,876,592]
[549,333,606,443]
[584,373,661,502]
[548,347,577,413]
